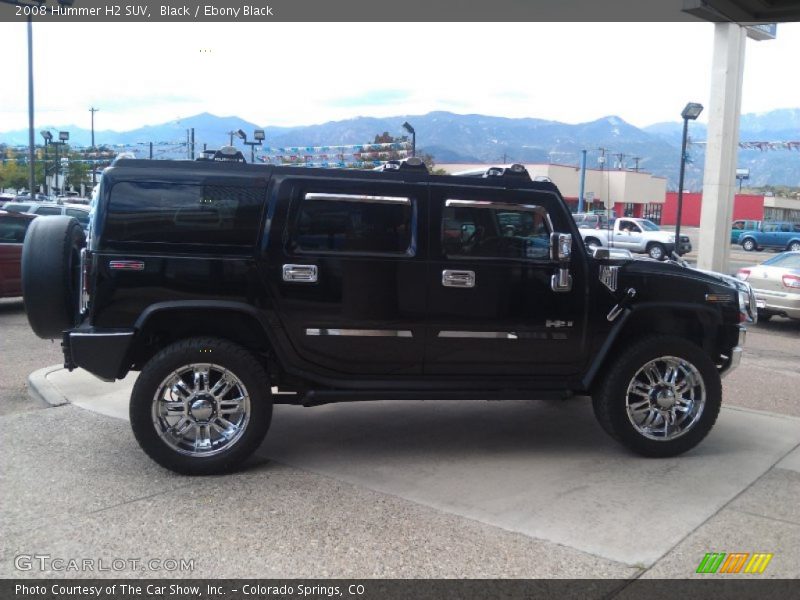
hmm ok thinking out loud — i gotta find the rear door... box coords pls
[424,184,587,377]
[266,176,428,376]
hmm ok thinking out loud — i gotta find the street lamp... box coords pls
[40,130,52,195]
[240,129,265,163]
[402,121,416,157]
[51,131,69,195]
[675,102,703,256]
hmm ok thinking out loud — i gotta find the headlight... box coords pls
[738,285,757,324]
[667,235,676,243]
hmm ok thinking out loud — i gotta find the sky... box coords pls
[0,21,799,133]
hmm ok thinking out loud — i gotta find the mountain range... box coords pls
[1,109,798,190]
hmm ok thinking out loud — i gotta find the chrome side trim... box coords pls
[437,331,518,339]
[305,192,410,205]
[445,199,546,213]
[305,328,413,338]
[70,332,135,337]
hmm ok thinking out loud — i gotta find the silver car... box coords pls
[737,251,800,320]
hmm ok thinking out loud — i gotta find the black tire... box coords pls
[592,335,721,458]
[741,238,757,252]
[647,243,666,261]
[130,337,273,475]
[788,241,800,252]
[21,216,85,339]
[757,311,773,322]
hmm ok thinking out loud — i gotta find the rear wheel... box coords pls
[741,238,757,252]
[130,337,272,475]
[788,241,800,252]
[592,336,721,457]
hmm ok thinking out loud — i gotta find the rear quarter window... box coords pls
[105,182,264,248]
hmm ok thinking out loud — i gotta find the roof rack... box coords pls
[373,157,428,173]
[454,163,532,181]
[196,146,247,163]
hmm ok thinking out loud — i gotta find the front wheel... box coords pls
[647,243,666,260]
[592,336,721,457]
[130,337,272,475]
[742,238,757,252]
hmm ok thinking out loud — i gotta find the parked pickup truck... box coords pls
[579,217,691,260]
[739,221,800,252]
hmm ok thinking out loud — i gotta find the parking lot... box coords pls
[1,293,799,581]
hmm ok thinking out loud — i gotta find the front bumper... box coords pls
[63,327,135,381]
[720,326,746,378]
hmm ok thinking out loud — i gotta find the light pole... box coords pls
[402,121,415,157]
[51,131,69,195]
[675,102,704,255]
[40,130,52,196]
[90,107,99,186]
[239,129,265,163]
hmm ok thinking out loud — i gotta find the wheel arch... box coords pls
[581,303,723,392]
[131,301,276,372]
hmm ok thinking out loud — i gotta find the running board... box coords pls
[292,389,575,407]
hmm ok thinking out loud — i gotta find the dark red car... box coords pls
[0,210,37,298]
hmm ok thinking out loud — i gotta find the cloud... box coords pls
[329,90,412,108]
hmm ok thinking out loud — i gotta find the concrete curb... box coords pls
[27,365,70,407]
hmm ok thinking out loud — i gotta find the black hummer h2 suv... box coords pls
[22,158,755,474]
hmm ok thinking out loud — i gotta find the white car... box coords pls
[579,217,692,260]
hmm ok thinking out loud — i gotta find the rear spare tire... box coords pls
[22,216,85,339]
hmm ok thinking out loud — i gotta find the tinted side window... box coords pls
[106,182,263,246]
[3,203,31,213]
[292,193,413,255]
[443,200,551,260]
[35,206,62,216]
[65,208,90,226]
[0,217,32,243]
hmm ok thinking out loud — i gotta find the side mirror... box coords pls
[550,232,573,264]
[550,233,573,292]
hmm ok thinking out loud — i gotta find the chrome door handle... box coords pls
[442,269,475,288]
[283,264,318,282]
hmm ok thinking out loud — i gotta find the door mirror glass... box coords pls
[550,233,572,263]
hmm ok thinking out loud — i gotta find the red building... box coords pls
[661,193,766,226]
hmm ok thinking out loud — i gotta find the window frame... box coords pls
[440,198,554,263]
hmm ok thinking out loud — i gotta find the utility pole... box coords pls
[227,131,236,146]
[190,128,195,160]
[632,156,641,172]
[149,142,153,159]
[577,149,587,213]
[614,152,626,170]
[89,107,99,186]
[26,14,35,195]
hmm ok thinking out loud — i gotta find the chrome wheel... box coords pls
[625,356,706,441]
[152,363,250,457]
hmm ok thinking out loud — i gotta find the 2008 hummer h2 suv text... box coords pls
[22,158,755,474]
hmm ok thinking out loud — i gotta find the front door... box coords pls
[266,176,428,376]
[613,219,643,250]
[424,184,587,378]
